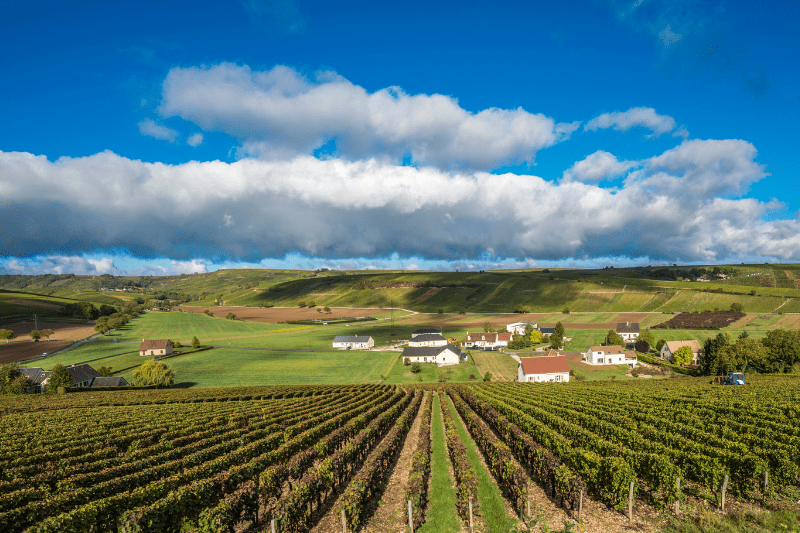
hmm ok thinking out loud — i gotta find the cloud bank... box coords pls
[158,63,579,170]
[1,138,789,267]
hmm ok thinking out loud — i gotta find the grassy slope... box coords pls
[470,351,518,381]
[383,359,482,385]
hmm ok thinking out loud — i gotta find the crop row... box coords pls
[405,393,433,531]
[439,392,480,520]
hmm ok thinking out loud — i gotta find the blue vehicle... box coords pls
[712,372,746,385]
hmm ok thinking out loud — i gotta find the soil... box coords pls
[651,311,745,330]
[0,322,96,364]
[176,306,385,323]
[7,299,63,311]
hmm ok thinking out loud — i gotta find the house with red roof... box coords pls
[517,354,570,383]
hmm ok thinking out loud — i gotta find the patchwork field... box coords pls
[0,321,97,364]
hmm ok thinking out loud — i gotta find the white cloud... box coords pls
[659,24,682,47]
[585,107,676,137]
[0,139,785,264]
[170,259,207,274]
[159,63,578,170]
[187,133,204,146]
[562,151,636,183]
[138,119,179,142]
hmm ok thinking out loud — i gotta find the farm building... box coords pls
[463,332,500,350]
[332,335,374,350]
[506,321,537,335]
[18,367,49,394]
[517,355,570,383]
[497,331,512,346]
[408,333,448,347]
[21,364,109,393]
[412,328,441,338]
[661,340,702,364]
[615,322,640,342]
[402,344,461,366]
[139,339,174,357]
[584,346,637,367]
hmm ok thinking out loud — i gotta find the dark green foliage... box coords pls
[46,364,73,393]
[0,363,30,395]
[605,329,625,347]
[191,336,200,348]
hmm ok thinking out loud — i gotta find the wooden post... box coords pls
[341,509,347,533]
[408,500,414,533]
[628,481,634,521]
[469,496,474,533]
[578,489,583,522]
[721,475,729,511]
[764,470,769,494]
[271,518,276,533]
[675,477,681,515]
[526,494,530,517]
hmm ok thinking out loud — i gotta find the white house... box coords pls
[661,340,702,364]
[497,331,512,347]
[518,355,570,383]
[463,332,499,349]
[506,321,537,335]
[408,333,448,348]
[584,346,637,367]
[412,328,441,338]
[402,344,461,367]
[332,335,375,350]
[615,322,640,342]
[139,339,174,357]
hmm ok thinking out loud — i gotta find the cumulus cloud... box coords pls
[138,119,179,142]
[159,63,578,170]
[562,151,636,183]
[0,139,786,265]
[585,107,677,137]
[187,133,204,147]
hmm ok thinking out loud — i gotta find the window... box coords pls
[598,358,604,364]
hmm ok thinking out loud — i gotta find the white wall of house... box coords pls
[619,331,639,341]
[408,338,448,347]
[517,367,570,383]
[406,348,460,367]
[333,339,374,349]
[584,347,637,367]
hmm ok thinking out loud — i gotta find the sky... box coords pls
[1,0,799,276]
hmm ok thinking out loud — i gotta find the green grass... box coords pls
[20,341,142,371]
[445,395,519,532]
[118,347,397,387]
[383,359,482,385]
[417,394,461,533]
[570,364,633,381]
[470,351,518,381]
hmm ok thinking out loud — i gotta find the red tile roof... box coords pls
[498,331,512,341]
[519,355,570,376]
[465,332,498,342]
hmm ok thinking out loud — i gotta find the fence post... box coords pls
[341,509,347,533]
[408,500,414,533]
[721,475,729,511]
[578,489,583,522]
[764,470,769,494]
[271,518,276,533]
[675,477,680,515]
[469,496,474,533]
[628,481,634,521]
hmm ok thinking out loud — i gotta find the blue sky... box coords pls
[1,0,799,275]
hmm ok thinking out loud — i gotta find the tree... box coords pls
[762,329,800,372]
[0,329,17,344]
[40,329,55,341]
[133,360,175,387]
[605,330,625,347]
[730,302,744,313]
[551,322,566,349]
[171,340,181,349]
[192,336,200,348]
[0,363,30,395]
[46,364,73,393]
[317,308,323,313]
[562,307,570,314]
[403,357,411,366]
[410,362,422,374]
[98,366,114,377]
[639,329,655,347]
[226,313,237,320]
[634,339,650,353]
[483,371,493,382]
[529,329,543,344]
[94,324,109,335]
[672,346,694,366]
[30,330,42,341]
[324,306,331,313]
[717,338,769,374]
[514,304,531,313]
[298,301,307,308]
[655,339,666,352]
[307,301,316,308]
[483,322,494,333]
[700,332,732,376]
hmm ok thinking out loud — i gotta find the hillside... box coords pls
[4,263,800,314]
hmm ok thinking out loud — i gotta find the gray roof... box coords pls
[19,367,48,385]
[413,328,441,335]
[333,335,373,343]
[539,327,555,334]
[66,364,101,385]
[411,333,446,342]
[402,344,460,358]
[616,322,640,334]
[91,376,130,387]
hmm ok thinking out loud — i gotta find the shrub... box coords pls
[403,357,411,366]
[483,371,492,382]
[410,362,422,374]
[133,360,175,387]
[562,307,570,314]
[191,336,200,348]
[226,313,237,320]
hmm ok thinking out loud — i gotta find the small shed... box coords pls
[139,339,174,357]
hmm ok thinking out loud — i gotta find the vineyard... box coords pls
[1,378,800,532]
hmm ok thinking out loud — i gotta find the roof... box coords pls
[402,344,460,358]
[91,376,129,387]
[616,322,640,334]
[413,328,441,335]
[519,355,570,375]
[539,327,555,334]
[497,331,512,341]
[664,340,702,353]
[507,321,535,327]
[139,339,172,351]
[589,345,627,355]
[465,332,499,342]
[19,367,48,385]
[66,364,101,384]
[411,333,446,342]
[333,335,373,343]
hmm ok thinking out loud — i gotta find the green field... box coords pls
[383,359,481,385]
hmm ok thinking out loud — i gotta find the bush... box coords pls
[403,357,411,366]
[191,336,200,348]
[133,360,175,387]
[514,304,531,313]
[483,371,492,382]
[410,362,422,374]
[562,307,570,314]
[226,313,237,320]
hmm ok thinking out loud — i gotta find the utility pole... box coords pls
[34,314,38,330]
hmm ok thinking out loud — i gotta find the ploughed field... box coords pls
[1,378,799,532]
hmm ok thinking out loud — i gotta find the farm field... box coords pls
[0,321,97,364]
[2,379,799,533]
[469,350,518,381]
[383,359,480,385]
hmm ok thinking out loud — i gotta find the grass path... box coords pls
[417,394,461,533]
[445,395,519,532]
